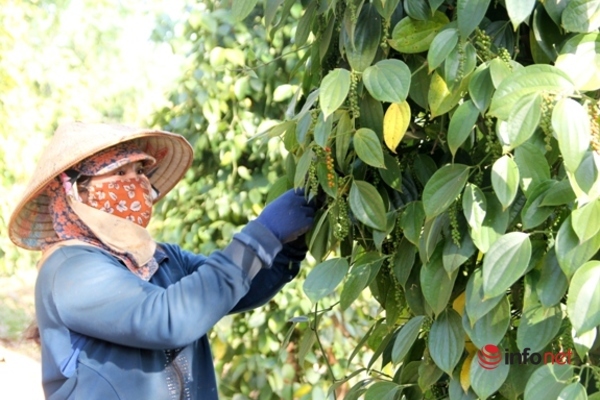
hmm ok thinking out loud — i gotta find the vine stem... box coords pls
[312,303,338,393]
[411,61,428,77]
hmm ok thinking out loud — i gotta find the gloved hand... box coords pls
[256,189,316,244]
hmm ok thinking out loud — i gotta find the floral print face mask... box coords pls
[84,177,153,228]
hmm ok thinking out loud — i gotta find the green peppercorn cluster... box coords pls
[498,47,512,70]
[484,116,502,158]
[380,18,390,51]
[308,161,319,197]
[349,70,360,119]
[540,93,555,152]
[448,200,461,246]
[593,367,600,392]
[346,0,358,23]
[474,28,492,62]
[333,196,350,240]
[456,39,466,83]
[590,103,600,154]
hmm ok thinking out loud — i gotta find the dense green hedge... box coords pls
[200,0,600,398]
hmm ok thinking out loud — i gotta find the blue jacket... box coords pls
[35,221,304,399]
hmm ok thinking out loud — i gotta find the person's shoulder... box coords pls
[41,244,115,273]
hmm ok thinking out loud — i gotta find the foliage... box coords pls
[0,0,182,276]
[210,0,600,398]
[149,2,379,398]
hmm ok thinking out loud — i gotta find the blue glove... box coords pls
[256,189,316,244]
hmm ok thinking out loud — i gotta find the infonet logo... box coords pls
[477,344,573,369]
[477,344,503,369]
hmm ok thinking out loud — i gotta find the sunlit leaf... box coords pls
[524,364,573,400]
[428,28,459,72]
[552,98,591,173]
[462,183,487,230]
[448,100,479,158]
[423,164,470,220]
[572,327,597,359]
[469,63,495,113]
[482,232,532,298]
[428,71,466,118]
[567,260,600,334]
[562,0,600,33]
[505,93,541,150]
[470,193,509,253]
[556,33,600,91]
[506,0,536,30]
[349,180,387,230]
[363,59,411,103]
[555,215,600,278]
[558,383,588,400]
[514,143,551,196]
[303,258,349,303]
[320,68,351,119]
[489,65,575,120]
[383,101,410,153]
[492,155,520,210]
[354,128,385,168]
[389,12,450,53]
[572,199,600,242]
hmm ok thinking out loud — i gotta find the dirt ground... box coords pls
[0,269,44,399]
[0,344,44,399]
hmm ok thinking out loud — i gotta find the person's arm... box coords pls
[49,221,281,350]
[228,236,308,314]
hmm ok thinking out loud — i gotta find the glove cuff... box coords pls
[234,221,283,267]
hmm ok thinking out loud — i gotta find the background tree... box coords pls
[0,0,182,350]
[191,0,600,399]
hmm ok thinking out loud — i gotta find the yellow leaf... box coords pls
[460,342,478,392]
[465,342,477,355]
[383,101,411,153]
[452,291,466,316]
[428,71,468,118]
[460,351,474,392]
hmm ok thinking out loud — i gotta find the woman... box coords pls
[8,121,316,399]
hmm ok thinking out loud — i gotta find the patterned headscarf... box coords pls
[42,143,159,280]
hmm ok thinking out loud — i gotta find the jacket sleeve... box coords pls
[48,221,282,350]
[228,236,307,314]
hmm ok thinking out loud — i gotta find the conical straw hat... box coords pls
[9,121,194,250]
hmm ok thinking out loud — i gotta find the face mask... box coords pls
[84,177,153,227]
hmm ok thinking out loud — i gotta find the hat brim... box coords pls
[8,122,194,250]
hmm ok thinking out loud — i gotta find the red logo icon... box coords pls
[477,344,502,369]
